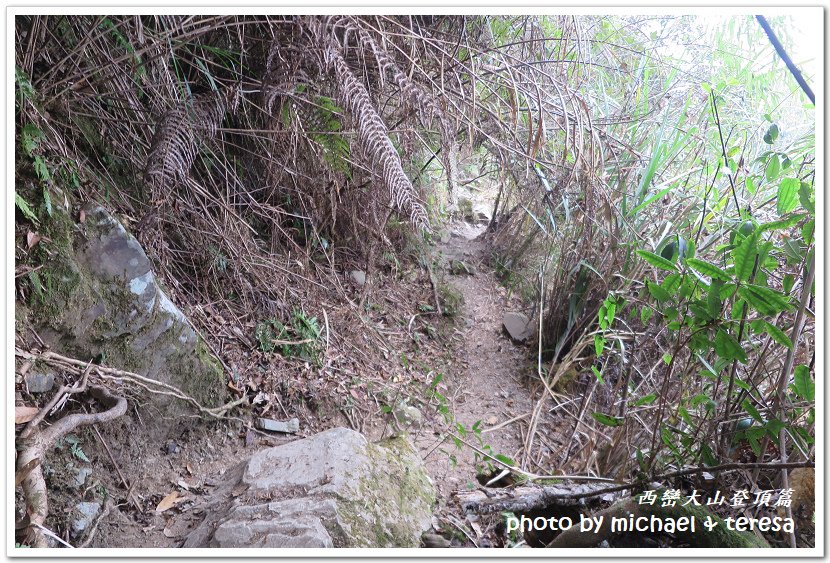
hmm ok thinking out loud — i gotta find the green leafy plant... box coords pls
[255,309,323,365]
[594,108,814,470]
[56,434,90,463]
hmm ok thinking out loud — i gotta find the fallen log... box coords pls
[456,482,624,515]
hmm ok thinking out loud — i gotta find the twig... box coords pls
[15,349,248,420]
[447,430,616,483]
[443,515,478,548]
[425,258,443,316]
[20,360,94,440]
[77,497,114,548]
[90,425,141,511]
[18,386,127,548]
[30,523,74,549]
[756,15,815,104]
[481,413,529,434]
[322,307,330,357]
[459,460,815,516]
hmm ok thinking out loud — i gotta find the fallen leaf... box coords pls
[26,231,41,249]
[155,491,181,513]
[15,406,39,424]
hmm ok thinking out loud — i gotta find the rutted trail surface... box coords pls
[413,222,540,499]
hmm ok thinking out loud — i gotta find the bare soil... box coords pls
[412,222,541,499]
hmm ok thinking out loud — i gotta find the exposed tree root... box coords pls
[15,348,248,419]
[14,346,257,547]
[16,385,127,547]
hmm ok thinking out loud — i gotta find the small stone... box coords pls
[349,270,366,286]
[502,312,531,342]
[70,502,101,537]
[24,372,55,394]
[255,417,300,434]
[449,260,474,276]
[73,467,93,488]
[393,404,422,428]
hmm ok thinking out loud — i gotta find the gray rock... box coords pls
[349,270,366,286]
[31,203,226,439]
[449,260,474,276]
[24,372,55,393]
[70,501,101,537]
[213,499,336,548]
[184,428,435,548]
[393,404,423,429]
[503,312,532,342]
[73,467,93,488]
[471,202,492,222]
[255,417,300,434]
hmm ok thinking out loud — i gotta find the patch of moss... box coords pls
[332,436,435,547]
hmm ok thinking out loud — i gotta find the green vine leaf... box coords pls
[741,399,764,423]
[776,177,800,215]
[793,365,814,401]
[686,258,731,281]
[738,284,792,316]
[591,412,623,427]
[636,249,678,272]
[646,280,671,302]
[765,153,780,181]
[732,231,758,282]
[715,328,747,363]
[758,213,806,232]
[799,181,814,213]
[760,321,792,350]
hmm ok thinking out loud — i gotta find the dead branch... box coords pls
[457,482,621,515]
[457,460,815,516]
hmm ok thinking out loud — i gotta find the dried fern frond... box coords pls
[144,86,240,191]
[347,17,460,203]
[307,17,430,231]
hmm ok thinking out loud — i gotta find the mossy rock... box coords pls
[185,428,436,548]
[23,202,226,436]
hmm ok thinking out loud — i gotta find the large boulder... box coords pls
[27,202,226,431]
[184,428,436,548]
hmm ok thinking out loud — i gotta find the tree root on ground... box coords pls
[14,346,254,548]
[16,385,127,548]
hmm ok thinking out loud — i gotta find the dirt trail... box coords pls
[413,221,540,499]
